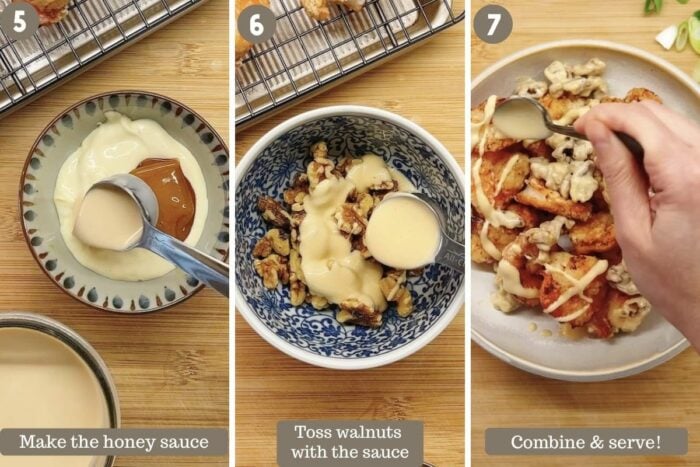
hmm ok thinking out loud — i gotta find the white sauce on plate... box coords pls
[54,112,208,281]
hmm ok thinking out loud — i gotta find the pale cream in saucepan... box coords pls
[73,186,143,251]
[491,99,552,141]
[365,196,441,270]
[0,328,109,467]
[54,111,208,281]
[298,154,415,311]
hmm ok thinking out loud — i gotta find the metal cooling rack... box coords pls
[0,0,205,118]
[235,0,464,131]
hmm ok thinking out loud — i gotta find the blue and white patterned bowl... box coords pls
[20,91,229,313]
[235,106,465,369]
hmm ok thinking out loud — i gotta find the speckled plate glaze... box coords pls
[235,106,465,369]
[20,92,229,313]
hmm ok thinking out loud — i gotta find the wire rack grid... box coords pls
[235,0,464,130]
[0,0,205,118]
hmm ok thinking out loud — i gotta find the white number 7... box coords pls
[486,13,501,36]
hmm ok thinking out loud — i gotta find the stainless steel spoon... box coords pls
[371,192,464,272]
[494,96,644,160]
[90,174,229,297]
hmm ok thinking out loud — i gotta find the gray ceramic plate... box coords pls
[20,91,229,313]
[472,40,699,381]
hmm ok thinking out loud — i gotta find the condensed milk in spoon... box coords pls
[365,193,464,271]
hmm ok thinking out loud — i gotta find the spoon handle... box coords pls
[613,131,645,161]
[434,235,465,272]
[142,226,229,297]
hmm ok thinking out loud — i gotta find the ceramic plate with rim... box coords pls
[472,40,699,382]
[20,91,230,313]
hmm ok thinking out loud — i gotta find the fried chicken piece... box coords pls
[515,178,592,221]
[624,87,662,104]
[599,246,623,266]
[19,0,69,26]
[585,288,615,338]
[301,0,365,21]
[600,87,662,105]
[539,94,587,121]
[471,150,530,211]
[569,212,617,255]
[471,204,541,264]
[539,252,608,327]
[523,140,552,159]
[496,236,544,308]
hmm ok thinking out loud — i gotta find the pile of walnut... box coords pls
[253,141,416,328]
[472,58,660,339]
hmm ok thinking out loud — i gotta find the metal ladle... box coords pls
[90,174,229,297]
[369,192,464,272]
[494,96,644,160]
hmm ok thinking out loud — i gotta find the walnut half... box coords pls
[258,196,291,228]
[253,229,290,258]
[337,298,382,328]
[254,254,289,289]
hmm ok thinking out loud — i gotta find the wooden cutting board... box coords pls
[472,1,700,466]
[235,17,466,467]
[0,1,229,466]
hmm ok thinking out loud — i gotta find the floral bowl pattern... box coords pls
[20,91,229,313]
[235,106,465,369]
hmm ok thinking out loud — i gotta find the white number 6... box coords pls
[250,13,263,37]
[486,13,501,36]
[13,10,26,33]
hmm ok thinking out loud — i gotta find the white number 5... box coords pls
[250,13,263,37]
[13,10,26,33]
[486,13,501,36]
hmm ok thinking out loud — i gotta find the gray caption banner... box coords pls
[0,429,228,456]
[486,428,687,456]
[278,420,423,467]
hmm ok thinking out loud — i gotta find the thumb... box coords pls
[584,119,652,250]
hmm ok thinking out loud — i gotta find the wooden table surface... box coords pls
[471,1,700,466]
[234,12,466,467]
[0,1,229,466]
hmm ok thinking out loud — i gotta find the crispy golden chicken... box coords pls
[471,58,656,339]
[569,212,617,254]
[471,150,530,210]
[515,178,592,221]
[539,252,608,327]
[19,0,68,25]
[301,0,365,21]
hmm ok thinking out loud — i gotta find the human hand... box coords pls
[574,101,700,350]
